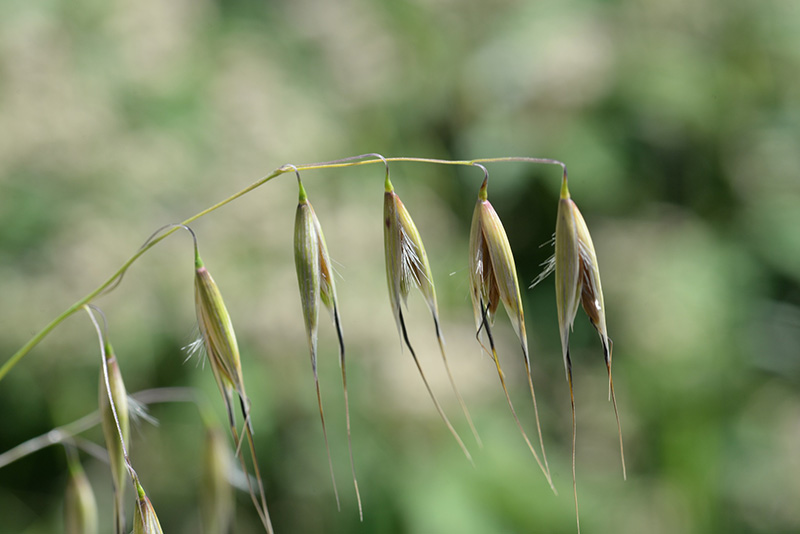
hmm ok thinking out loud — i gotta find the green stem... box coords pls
[0,387,206,469]
[1,156,565,383]
[0,169,284,383]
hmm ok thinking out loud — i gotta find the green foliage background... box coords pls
[1,0,799,532]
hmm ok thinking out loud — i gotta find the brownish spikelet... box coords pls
[468,174,553,490]
[552,173,626,533]
[572,191,627,481]
[554,175,586,534]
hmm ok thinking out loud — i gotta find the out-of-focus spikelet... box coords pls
[202,424,234,534]
[64,452,98,534]
[132,482,164,534]
[468,172,553,489]
[99,341,130,534]
[383,175,477,462]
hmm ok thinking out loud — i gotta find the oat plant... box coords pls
[383,165,480,463]
[293,167,362,519]
[469,165,554,491]
[532,170,627,533]
[191,227,274,533]
[1,153,624,533]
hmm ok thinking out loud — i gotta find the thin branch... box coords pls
[2,156,566,382]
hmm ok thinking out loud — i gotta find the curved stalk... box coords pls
[1,157,565,383]
[0,169,284,382]
[0,387,213,470]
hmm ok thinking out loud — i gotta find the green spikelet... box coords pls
[64,451,98,534]
[132,481,164,534]
[99,341,130,534]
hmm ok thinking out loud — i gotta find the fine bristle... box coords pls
[567,354,580,534]
[433,314,483,448]
[333,303,363,520]
[476,299,555,492]
[607,356,627,480]
[398,308,473,465]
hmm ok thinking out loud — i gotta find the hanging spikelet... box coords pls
[532,172,626,533]
[192,239,274,534]
[64,449,98,534]
[294,174,362,519]
[132,481,164,534]
[468,169,553,490]
[194,253,250,434]
[99,341,130,534]
[383,173,477,463]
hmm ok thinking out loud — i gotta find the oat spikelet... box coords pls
[99,341,130,534]
[469,170,554,491]
[193,244,274,534]
[294,175,362,519]
[132,481,164,534]
[572,186,626,482]
[64,449,98,534]
[194,254,249,434]
[549,172,626,533]
[383,174,477,463]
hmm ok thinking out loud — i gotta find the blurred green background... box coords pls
[1,0,799,532]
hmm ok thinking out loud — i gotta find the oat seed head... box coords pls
[64,450,98,534]
[194,250,250,432]
[573,202,610,364]
[295,190,322,358]
[552,173,626,534]
[384,177,437,326]
[383,175,477,462]
[468,169,553,489]
[133,482,164,534]
[469,175,528,360]
[294,175,343,510]
[555,177,582,378]
[554,174,614,376]
[293,173,363,517]
[98,341,130,532]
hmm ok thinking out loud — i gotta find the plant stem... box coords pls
[0,170,284,382]
[0,387,204,469]
[1,156,565,383]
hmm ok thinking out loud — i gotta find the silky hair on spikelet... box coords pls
[382,166,482,463]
